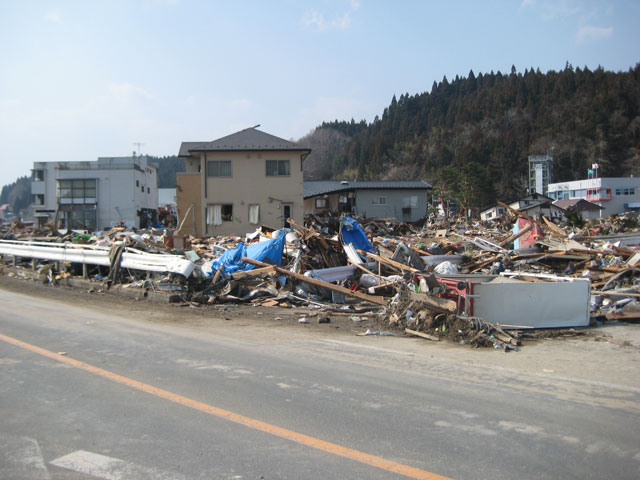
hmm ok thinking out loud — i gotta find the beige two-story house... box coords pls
[177,127,310,236]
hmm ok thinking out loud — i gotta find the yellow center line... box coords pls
[0,332,453,480]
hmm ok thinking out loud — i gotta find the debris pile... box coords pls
[2,207,640,349]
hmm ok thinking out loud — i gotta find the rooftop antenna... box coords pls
[251,124,260,129]
[132,142,145,156]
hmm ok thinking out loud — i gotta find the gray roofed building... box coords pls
[179,127,310,157]
[304,180,431,222]
[176,126,309,236]
[554,198,603,220]
[554,199,603,211]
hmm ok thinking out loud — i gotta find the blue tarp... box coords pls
[340,214,374,253]
[208,229,288,278]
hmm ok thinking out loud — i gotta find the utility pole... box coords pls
[132,142,145,156]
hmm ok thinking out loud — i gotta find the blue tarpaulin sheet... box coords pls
[339,214,374,253]
[209,230,288,278]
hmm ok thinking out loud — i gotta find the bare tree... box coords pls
[298,128,351,180]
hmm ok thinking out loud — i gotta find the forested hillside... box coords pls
[0,176,31,216]
[155,156,184,188]
[301,64,640,210]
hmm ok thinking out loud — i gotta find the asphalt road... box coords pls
[1,287,639,480]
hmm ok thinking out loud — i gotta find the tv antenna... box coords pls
[132,142,145,156]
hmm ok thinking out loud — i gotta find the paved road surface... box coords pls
[1,288,639,479]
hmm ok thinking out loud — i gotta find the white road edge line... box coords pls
[50,450,186,480]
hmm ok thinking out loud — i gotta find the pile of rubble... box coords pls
[2,208,640,350]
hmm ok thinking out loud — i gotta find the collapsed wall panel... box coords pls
[472,277,590,328]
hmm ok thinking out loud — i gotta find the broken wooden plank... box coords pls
[497,202,545,230]
[470,256,499,273]
[231,265,277,279]
[490,323,521,345]
[347,258,377,276]
[357,250,420,273]
[411,246,432,256]
[408,290,457,313]
[541,215,567,237]
[241,257,388,306]
[405,328,440,341]
[626,251,640,267]
[498,223,534,248]
[591,290,640,298]
[212,263,225,283]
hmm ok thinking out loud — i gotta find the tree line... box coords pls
[301,63,640,212]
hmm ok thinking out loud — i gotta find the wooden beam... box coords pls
[405,328,439,341]
[348,258,376,276]
[592,290,640,298]
[357,250,420,273]
[241,257,388,305]
[541,215,567,237]
[408,290,457,313]
[411,246,432,256]
[498,222,533,247]
[231,266,277,279]
[498,202,545,230]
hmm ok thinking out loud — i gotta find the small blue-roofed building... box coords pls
[304,180,432,222]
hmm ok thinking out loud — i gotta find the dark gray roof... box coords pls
[179,127,310,157]
[304,180,432,198]
[554,199,603,211]
[518,200,565,212]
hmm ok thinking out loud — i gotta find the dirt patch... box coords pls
[0,273,379,336]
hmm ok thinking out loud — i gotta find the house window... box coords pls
[248,204,260,224]
[33,170,44,181]
[207,160,232,177]
[57,179,97,204]
[147,187,150,194]
[34,194,45,206]
[372,196,387,205]
[315,198,327,208]
[136,180,140,187]
[206,204,233,226]
[338,195,348,204]
[141,185,144,192]
[403,195,418,208]
[266,160,290,176]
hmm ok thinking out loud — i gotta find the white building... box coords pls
[480,205,507,221]
[547,177,640,218]
[481,193,565,222]
[528,154,554,195]
[31,156,158,230]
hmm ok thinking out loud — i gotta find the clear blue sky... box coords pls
[1,0,638,187]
